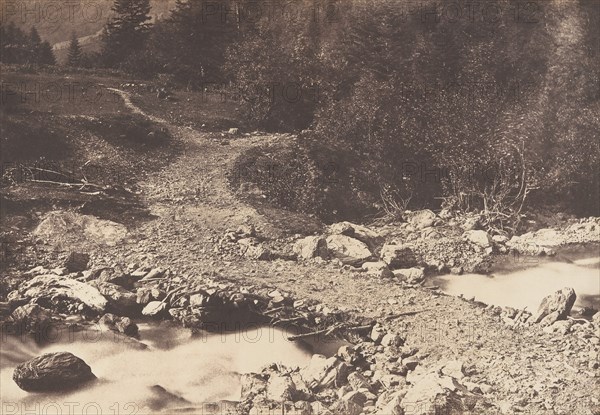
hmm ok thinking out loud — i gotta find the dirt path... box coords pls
[102,88,599,414]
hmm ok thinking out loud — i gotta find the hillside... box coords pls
[4,0,178,62]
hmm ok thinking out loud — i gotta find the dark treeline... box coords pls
[0,23,56,66]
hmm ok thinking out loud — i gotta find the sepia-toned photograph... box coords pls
[0,0,599,414]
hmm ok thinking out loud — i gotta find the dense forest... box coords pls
[3,0,599,226]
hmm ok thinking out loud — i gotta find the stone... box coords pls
[380,243,418,269]
[244,244,271,260]
[266,373,296,401]
[400,371,467,415]
[543,319,574,335]
[33,211,128,248]
[370,324,386,344]
[325,235,372,266]
[228,128,240,135]
[362,261,394,278]
[99,313,138,337]
[189,293,207,307]
[13,352,95,392]
[329,221,383,249]
[17,275,107,313]
[10,304,52,334]
[407,210,437,230]
[147,385,191,411]
[464,230,492,248]
[236,224,256,237]
[533,287,576,325]
[142,301,167,317]
[136,287,164,305]
[492,235,509,244]
[300,355,339,390]
[294,236,328,260]
[63,252,90,272]
[240,373,267,399]
[441,360,465,379]
[376,390,406,415]
[593,312,600,326]
[337,345,358,364]
[347,372,372,392]
[94,282,137,314]
[392,267,425,284]
[461,216,480,231]
[381,332,404,348]
[402,356,419,371]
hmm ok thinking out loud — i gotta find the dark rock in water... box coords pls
[63,252,90,272]
[147,385,191,411]
[10,304,52,334]
[13,352,96,392]
[533,287,577,326]
[99,313,139,337]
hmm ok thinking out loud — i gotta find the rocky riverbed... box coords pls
[1,211,599,414]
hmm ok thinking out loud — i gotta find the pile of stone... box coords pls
[214,225,272,260]
[493,287,600,346]
[240,324,493,415]
[292,214,501,283]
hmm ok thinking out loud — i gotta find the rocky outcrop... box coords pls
[533,287,577,326]
[13,352,96,392]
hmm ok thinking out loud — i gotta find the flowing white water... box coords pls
[431,254,600,312]
[0,323,320,414]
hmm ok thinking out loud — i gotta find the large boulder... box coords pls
[16,275,107,314]
[13,352,96,392]
[94,282,137,314]
[329,222,384,249]
[380,243,418,269]
[325,235,372,266]
[33,211,128,248]
[533,287,577,326]
[293,236,328,260]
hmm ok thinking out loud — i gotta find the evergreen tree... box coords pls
[101,0,152,67]
[29,27,41,45]
[38,42,56,65]
[67,32,83,67]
